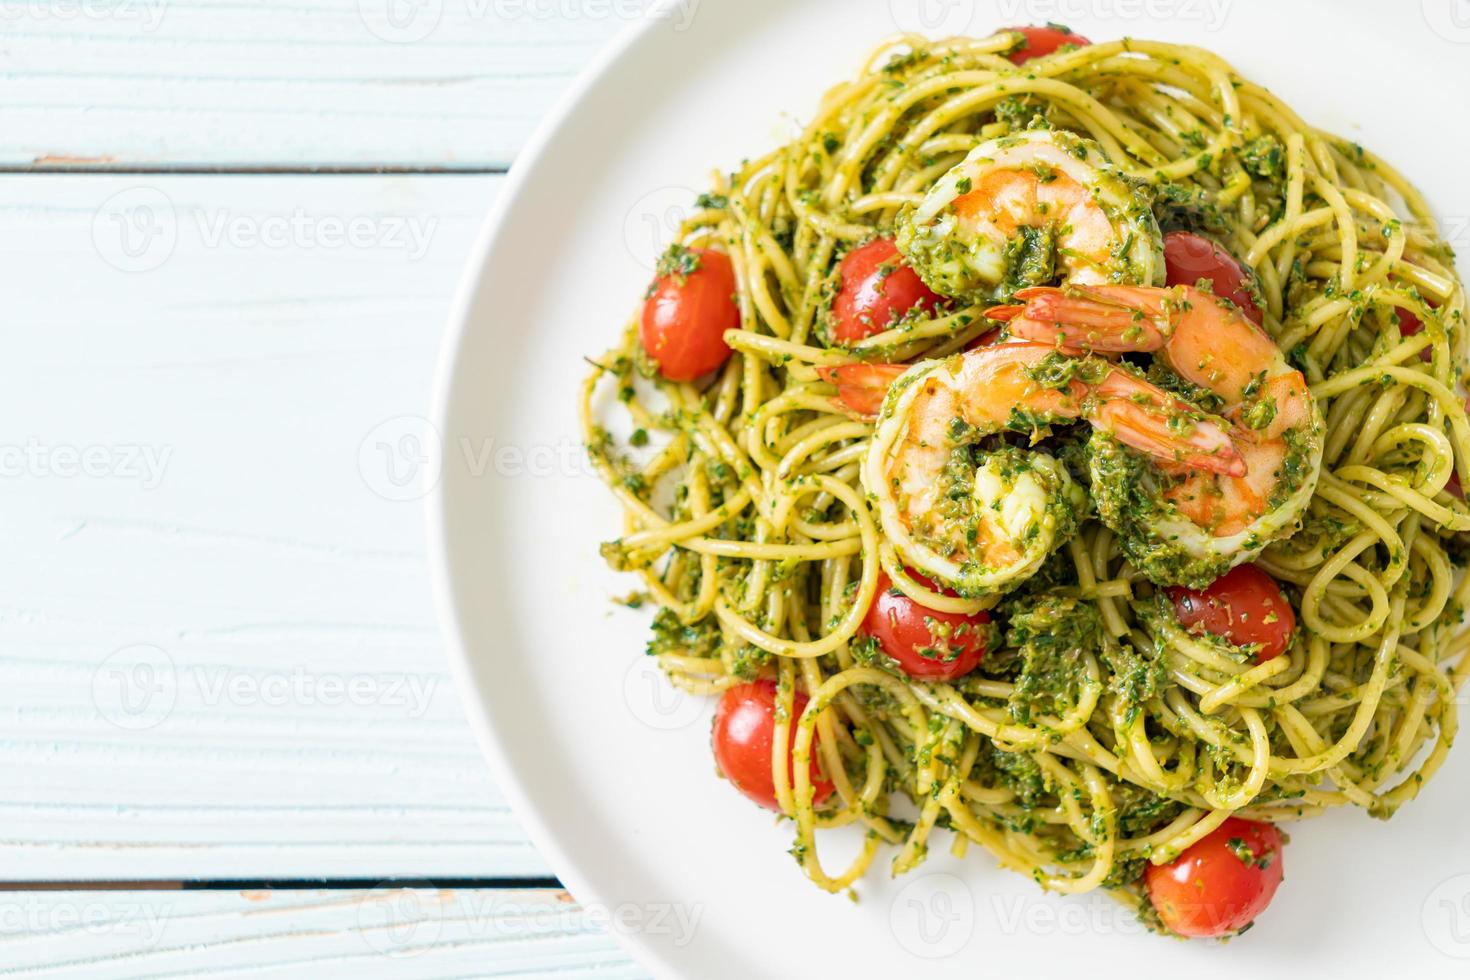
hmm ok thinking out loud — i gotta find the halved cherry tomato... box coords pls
[640,247,738,381]
[1164,231,1263,326]
[862,571,991,681]
[1003,25,1092,65]
[712,680,835,812]
[817,363,906,417]
[1146,817,1284,938]
[831,238,943,344]
[1166,564,1295,663]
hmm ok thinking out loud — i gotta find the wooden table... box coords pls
[4,4,648,973]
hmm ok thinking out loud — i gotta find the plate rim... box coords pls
[426,7,684,978]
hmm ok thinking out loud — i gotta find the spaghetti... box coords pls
[581,28,1470,934]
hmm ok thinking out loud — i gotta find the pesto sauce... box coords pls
[1001,594,1099,724]
[1088,434,1233,588]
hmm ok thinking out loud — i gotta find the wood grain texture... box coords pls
[0,0,668,169]
[0,888,647,977]
[0,173,562,878]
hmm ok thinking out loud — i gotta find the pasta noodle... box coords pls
[581,29,1470,927]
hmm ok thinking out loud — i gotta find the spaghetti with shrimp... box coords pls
[581,25,1470,937]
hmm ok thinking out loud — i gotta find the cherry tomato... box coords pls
[862,571,991,681]
[1164,231,1263,326]
[1166,564,1295,663]
[831,238,943,344]
[816,363,906,417]
[1003,25,1092,65]
[640,248,739,381]
[1146,817,1285,938]
[712,680,835,812]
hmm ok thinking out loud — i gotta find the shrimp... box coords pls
[992,284,1325,587]
[862,341,1244,597]
[895,129,1164,302]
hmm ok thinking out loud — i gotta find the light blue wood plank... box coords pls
[1,0,666,168]
[0,173,555,878]
[0,889,649,977]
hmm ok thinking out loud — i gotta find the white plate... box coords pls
[430,2,1470,976]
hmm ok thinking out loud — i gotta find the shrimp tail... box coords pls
[1098,409,1247,477]
[819,363,906,418]
[1088,370,1248,477]
[1005,285,1173,352]
[984,304,1024,322]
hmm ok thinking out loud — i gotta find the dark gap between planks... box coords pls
[0,877,565,891]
